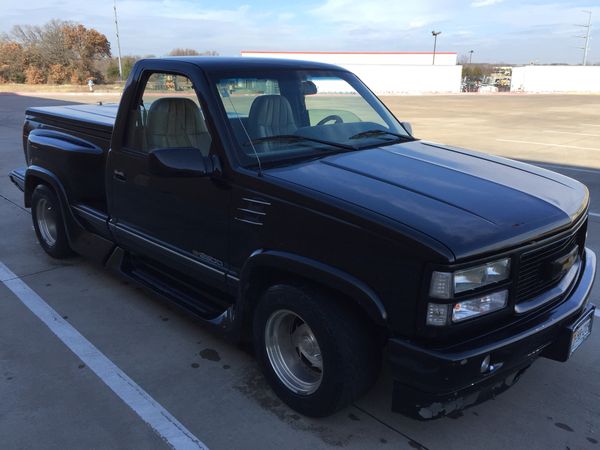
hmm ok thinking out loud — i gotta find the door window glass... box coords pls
[125,73,212,155]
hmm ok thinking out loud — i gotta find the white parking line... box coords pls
[596,309,600,319]
[544,130,600,137]
[590,212,600,218]
[0,262,208,450]
[497,139,600,152]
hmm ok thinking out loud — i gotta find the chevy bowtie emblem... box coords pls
[545,246,579,280]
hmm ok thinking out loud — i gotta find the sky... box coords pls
[0,0,598,64]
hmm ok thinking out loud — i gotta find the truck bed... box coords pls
[21,103,119,213]
[26,103,118,143]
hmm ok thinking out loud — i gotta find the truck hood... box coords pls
[267,140,588,261]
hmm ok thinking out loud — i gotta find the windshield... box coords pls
[209,69,411,167]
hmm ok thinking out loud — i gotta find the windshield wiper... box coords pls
[245,134,355,151]
[349,129,413,141]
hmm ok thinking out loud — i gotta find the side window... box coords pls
[124,72,212,155]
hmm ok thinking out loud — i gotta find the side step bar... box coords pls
[106,247,233,327]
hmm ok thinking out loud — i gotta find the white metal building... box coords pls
[511,66,600,93]
[241,51,458,66]
[241,51,463,95]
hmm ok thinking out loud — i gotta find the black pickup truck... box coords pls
[9,57,596,419]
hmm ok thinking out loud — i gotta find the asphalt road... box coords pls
[0,92,599,450]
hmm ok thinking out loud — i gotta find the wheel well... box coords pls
[24,175,49,207]
[239,266,386,344]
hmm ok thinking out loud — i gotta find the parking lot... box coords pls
[1,92,599,450]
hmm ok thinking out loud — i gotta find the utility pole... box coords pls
[431,31,442,65]
[469,50,474,64]
[113,0,123,80]
[575,10,592,65]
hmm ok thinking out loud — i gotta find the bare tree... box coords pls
[168,48,200,56]
[168,48,219,56]
[10,20,69,68]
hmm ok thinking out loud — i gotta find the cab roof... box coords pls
[144,56,347,72]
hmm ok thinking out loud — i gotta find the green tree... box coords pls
[462,64,493,81]
[105,56,138,82]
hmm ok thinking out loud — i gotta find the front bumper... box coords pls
[388,248,596,420]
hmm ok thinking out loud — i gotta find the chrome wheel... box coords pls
[265,309,323,395]
[35,197,58,247]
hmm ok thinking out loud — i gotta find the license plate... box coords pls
[569,313,594,356]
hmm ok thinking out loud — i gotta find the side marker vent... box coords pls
[235,197,270,226]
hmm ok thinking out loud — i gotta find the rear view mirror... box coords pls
[301,81,318,95]
[148,147,221,177]
[401,121,413,135]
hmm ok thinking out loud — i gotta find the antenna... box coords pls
[223,89,263,176]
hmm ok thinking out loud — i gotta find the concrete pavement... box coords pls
[1,92,599,449]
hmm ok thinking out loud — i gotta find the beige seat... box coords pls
[247,95,298,139]
[146,97,211,155]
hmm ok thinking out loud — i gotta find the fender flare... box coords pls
[239,250,388,327]
[24,165,83,245]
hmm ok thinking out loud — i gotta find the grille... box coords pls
[516,226,583,303]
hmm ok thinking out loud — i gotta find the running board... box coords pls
[106,247,232,325]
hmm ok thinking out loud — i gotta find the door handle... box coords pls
[113,170,127,181]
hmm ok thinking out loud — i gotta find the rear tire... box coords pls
[31,184,73,259]
[253,283,380,417]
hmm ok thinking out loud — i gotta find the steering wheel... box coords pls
[317,114,344,126]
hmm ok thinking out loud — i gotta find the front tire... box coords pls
[253,283,380,417]
[31,184,73,259]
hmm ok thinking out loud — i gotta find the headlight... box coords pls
[426,289,508,326]
[429,258,511,299]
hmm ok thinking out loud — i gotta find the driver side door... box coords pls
[109,68,230,289]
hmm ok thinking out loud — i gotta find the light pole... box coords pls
[469,50,474,64]
[431,31,442,65]
[113,0,123,81]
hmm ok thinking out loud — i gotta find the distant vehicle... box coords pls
[478,84,499,93]
[494,78,511,92]
[462,81,477,92]
[9,57,596,420]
